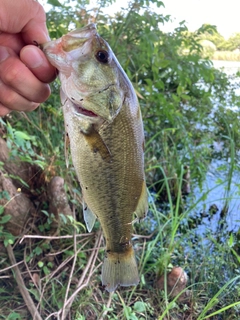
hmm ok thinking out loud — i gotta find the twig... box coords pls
[63,231,102,314]
[45,237,91,256]
[20,233,94,243]
[24,247,41,292]
[46,231,102,319]
[0,276,11,279]
[0,260,24,273]
[41,238,92,285]
[37,238,92,315]
[23,247,50,315]
[6,244,43,320]
[132,231,156,239]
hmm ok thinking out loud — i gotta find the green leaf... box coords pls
[129,314,138,320]
[14,131,32,141]
[6,312,22,320]
[7,121,13,138]
[177,85,184,96]
[33,160,46,170]
[4,238,14,246]
[0,206,4,215]
[41,210,49,217]
[43,266,50,275]
[35,246,43,255]
[228,233,234,247]
[159,60,170,68]
[59,213,67,224]
[47,0,63,6]
[0,215,11,224]
[181,93,191,100]
[8,175,29,188]
[133,301,146,313]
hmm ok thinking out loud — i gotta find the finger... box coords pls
[0,46,51,103]
[0,103,12,117]
[0,33,25,54]
[0,79,39,112]
[0,0,49,44]
[20,45,57,83]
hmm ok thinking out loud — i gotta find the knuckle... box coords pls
[0,86,38,112]
[2,90,18,106]
[3,64,24,85]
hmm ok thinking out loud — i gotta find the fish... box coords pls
[42,24,148,292]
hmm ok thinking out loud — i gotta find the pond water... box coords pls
[212,60,240,75]
[193,60,240,235]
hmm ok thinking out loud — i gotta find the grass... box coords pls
[1,152,240,319]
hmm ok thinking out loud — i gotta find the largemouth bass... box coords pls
[42,24,148,292]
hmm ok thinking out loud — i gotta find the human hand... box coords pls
[0,0,56,117]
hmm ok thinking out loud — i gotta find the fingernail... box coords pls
[0,46,10,62]
[22,46,43,68]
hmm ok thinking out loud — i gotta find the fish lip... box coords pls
[68,23,97,37]
[72,102,99,118]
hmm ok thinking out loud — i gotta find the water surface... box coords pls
[192,60,240,234]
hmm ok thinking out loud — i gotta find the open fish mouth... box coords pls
[72,103,98,118]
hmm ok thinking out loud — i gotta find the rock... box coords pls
[0,137,72,235]
[0,138,34,189]
[0,172,35,236]
[48,176,73,228]
[156,266,189,302]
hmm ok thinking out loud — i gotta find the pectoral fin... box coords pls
[83,126,111,162]
[83,201,97,232]
[134,182,149,221]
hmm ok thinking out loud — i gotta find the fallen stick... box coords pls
[6,244,43,320]
[20,233,94,243]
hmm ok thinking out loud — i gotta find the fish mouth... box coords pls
[72,103,98,118]
[68,23,97,38]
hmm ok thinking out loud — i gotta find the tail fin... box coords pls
[101,249,139,292]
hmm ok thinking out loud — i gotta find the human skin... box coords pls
[0,0,56,117]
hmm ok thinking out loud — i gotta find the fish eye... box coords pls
[95,50,109,63]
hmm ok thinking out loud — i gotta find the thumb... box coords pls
[20,45,57,83]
